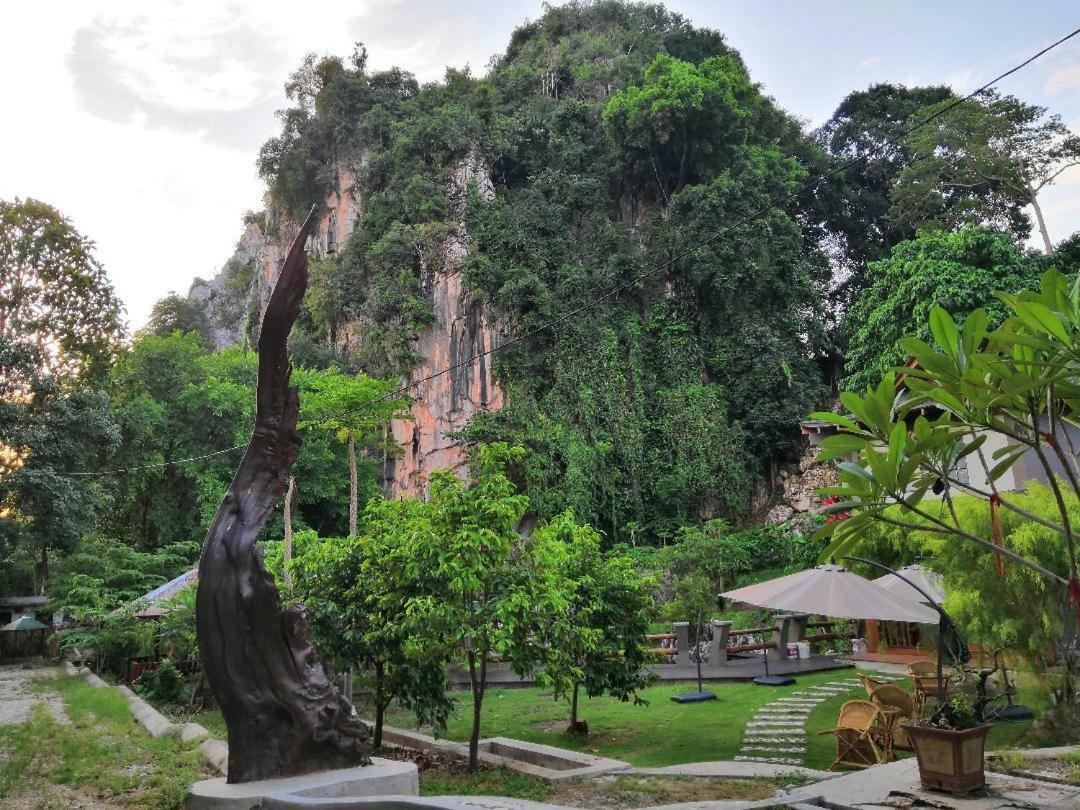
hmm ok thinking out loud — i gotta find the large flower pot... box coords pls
[902,722,992,794]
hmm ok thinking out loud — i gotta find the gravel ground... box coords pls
[0,663,68,725]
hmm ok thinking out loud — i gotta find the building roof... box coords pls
[0,595,51,609]
[1,614,49,632]
[131,569,198,619]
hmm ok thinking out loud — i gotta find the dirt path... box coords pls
[0,663,68,725]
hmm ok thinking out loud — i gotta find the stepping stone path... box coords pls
[735,674,903,766]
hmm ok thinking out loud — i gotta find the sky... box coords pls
[2,1,1079,330]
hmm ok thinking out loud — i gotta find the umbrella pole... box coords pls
[671,610,717,703]
[754,629,795,687]
[844,556,964,705]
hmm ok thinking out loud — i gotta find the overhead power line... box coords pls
[63,24,1080,478]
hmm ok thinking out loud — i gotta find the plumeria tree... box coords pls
[812,269,1080,711]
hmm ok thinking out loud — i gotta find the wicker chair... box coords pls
[858,672,890,697]
[907,660,951,714]
[817,700,885,770]
[870,684,915,751]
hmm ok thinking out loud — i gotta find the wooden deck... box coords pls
[448,654,853,687]
[839,648,931,675]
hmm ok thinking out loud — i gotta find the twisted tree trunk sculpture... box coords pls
[196,212,372,782]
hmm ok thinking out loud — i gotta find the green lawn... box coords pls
[0,675,212,809]
[383,667,1056,772]
[385,670,864,767]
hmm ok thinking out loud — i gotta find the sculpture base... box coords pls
[187,758,419,809]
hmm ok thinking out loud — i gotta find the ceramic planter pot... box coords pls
[902,721,992,794]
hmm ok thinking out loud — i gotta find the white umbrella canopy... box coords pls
[721,564,939,624]
[871,565,946,606]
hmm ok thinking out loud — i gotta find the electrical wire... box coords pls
[60,24,1080,478]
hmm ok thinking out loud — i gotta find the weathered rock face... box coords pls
[195,156,502,497]
[391,153,504,493]
[763,442,838,525]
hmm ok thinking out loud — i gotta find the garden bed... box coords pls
[376,746,782,806]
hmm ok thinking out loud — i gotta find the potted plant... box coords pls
[902,693,992,794]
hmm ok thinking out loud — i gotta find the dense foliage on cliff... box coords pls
[258,1,834,541]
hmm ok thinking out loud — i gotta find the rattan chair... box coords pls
[817,700,885,770]
[858,672,890,697]
[907,660,951,714]
[870,684,915,751]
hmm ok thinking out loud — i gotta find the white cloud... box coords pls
[859,57,881,69]
[1045,61,1080,96]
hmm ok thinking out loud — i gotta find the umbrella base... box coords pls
[754,675,796,686]
[670,691,717,703]
[985,704,1034,722]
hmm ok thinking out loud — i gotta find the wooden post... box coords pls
[711,620,731,667]
[865,619,880,654]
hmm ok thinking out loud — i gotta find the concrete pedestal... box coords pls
[187,758,419,809]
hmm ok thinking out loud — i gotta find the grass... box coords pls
[384,669,867,767]
[0,675,212,809]
[419,766,552,800]
[547,774,780,808]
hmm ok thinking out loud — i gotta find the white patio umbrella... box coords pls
[871,564,945,607]
[721,563,939,624]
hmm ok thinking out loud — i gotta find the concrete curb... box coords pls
[200,738,230,775]
[629,761,832,781]
[379,725,630,782]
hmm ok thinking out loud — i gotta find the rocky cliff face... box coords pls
[193,156,502,497]
[389,153,504,493]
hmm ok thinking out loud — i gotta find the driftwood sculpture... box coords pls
[196,212,372,783]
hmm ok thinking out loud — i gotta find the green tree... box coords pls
[842,227,1045,392]
[815,83,954,304]
[537,510,655,731]
[893,91,1080,254]
[400,443,572,770]
[279,522,453,749]
[141,293,213,346]
[299,367,409,535]
[0,198,124,387]
[0,386,119,591]
[602,52,756,202]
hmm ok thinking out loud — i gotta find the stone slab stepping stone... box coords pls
[744,738,806,745]
[734,755,803,765]
[741,746,806,754]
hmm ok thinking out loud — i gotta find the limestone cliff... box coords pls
[194,156,502,497]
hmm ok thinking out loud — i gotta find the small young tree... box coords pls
[283,522,453,749]
[536,510,656,733]
[401,443,571,771]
